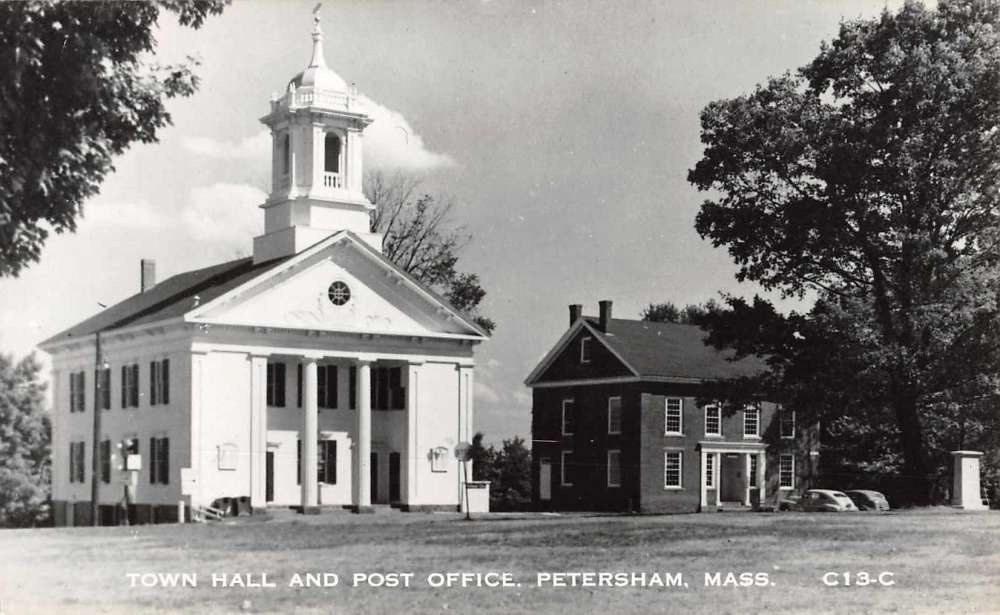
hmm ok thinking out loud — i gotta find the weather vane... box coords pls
[313,2,322,25]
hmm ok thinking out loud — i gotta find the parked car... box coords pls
[780,489,858,512]
[845,490,890,511]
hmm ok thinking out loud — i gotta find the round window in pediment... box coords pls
[327,281,352,306]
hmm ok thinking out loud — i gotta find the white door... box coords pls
[539,458,552,501]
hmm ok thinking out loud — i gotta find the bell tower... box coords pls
[253,11,381,264]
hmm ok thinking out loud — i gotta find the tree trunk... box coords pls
[892,391,930,505]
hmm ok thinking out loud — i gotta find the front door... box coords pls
[539,458,552,501]
[265,451,274,503]
[389,452,401,502]
[370,452,379,504]
[721,454,744,502]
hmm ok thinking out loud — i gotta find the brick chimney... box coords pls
[569,304,583,327]
[598,300,613,332]
[140,259,156,293]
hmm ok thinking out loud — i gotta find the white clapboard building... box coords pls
[40,17,488,525]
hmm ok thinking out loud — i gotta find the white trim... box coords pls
[524,319,640,386]
[704,451,716,488]
[529,376,641,389]
[704,404,721,437]
[779,454,795,489]
[607,396,622,435]
[607,449,621,488]
[743,404,760,438]
[561,399,575,436]
[663,450,683,489]
[580,336,592,364]
[664,397,683,436]
[780,407,796,439]
[561,450,573,487]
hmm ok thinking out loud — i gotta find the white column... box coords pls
[757,451,766,505]
[714,453,721,507]
[699,449,707,511]
[301,358,319,513]
[744,453,752,506]
[249,355,268,511]
[404,362,421,508]
[353,360,373,512]
[457,365,474,498]
[190,352,206,508]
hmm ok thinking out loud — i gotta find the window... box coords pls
[664,451,682,489]
[120,364,139,409]
[371,366,404,410]
[749,455,758,488]
[607,397,622,434]
[664,398,683,435]
[281,133,290,175]
[704,452,716,488]
[324,133,341,173]
[149,359,170,406]
[607,450,621,487]
[69,442,85,483]
[328,281,351,306]
[780,454,795,489]
[743,404,760,437]
[561,399,575,436]
[95,367,111,410]
[297,363,303,408]
[267,362,286,407]
[560,450,573,486]
[318,365,338,409]
[149,437,169,485]
[349,366,357,410]
[70,371,85,413]
[704,404,721,436]
[780,407,795,439]
[580,336,592,363]
[318,440,337,484]
[100,439,111,483]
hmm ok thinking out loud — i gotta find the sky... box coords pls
[0,0,907,443]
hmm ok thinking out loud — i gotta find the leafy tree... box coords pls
[365,170,495,334]
[641,299,719,325]
[688,0,1000,502]
[0,0,227,277]
[467,432,531,511]
[0,353,51,527]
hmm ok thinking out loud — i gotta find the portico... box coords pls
[699,442,766,511]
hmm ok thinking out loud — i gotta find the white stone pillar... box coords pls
[744,453,752,506]
[190,352,207,508]
[951,450,987,510]
[404,362,421,508]
[249,355,268,511]
[757,451,766,505]
[699,449,708,511]
[301,358,319,513]
[457,365,475,498]
[353,360,373,513]
[714,453,721,507]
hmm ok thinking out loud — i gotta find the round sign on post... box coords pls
[455,441,472,462]
[454,441,473,520]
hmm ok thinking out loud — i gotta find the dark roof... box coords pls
[40,255,290,347]
[585,317,767,381]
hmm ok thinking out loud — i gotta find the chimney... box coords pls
[140,259,156,293]
[598,300,613,332]
[569,304,583,327]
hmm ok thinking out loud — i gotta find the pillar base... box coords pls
[299,506,321,515]
[351,505,375,514]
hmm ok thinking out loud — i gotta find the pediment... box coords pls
[189,234,483,338]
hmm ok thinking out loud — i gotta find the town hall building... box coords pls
[525,302,818,513]
[40,15,488,525]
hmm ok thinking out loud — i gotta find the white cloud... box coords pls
[181,131,271,161]
[80,199,171,230]
[180,183,266,244]
[512,390,532,407]
[179,96,455,172]
[474,380,501,404]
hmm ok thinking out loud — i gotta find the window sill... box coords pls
[664,432,684,437]
[743,435,761,440]
[608,431,622,436]
[607,484,621,488]
[663,486,684,491]
[703,433,723,438]
[561,483,573,488]
[781,435,795,440]
[778,486,795,490]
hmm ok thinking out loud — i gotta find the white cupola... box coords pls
[252,11,381,263]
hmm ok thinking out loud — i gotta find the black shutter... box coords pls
[390,367,404,410]
[296,440,301,485]
[150,362,156,405]
[162,359,169,405]
[69,443,74,483]
[131,365,139,407]
[349,366,357,410]
[297,364,303,408]
[121,366,127,408]
[330,440,337,485]
[79,442,85,483]
[149,437,156,483]
[317,365,327,408]
[277,363,286,407]
[101,440,110,483]
[330,366,338,409]
[266,364,274,406]
[160,438,169,485]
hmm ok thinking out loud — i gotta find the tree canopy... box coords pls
[689,0,1000,501]
[640,299,720,325]
[0,353,50,527]
[365,170,495,334]
[0,0,227,277]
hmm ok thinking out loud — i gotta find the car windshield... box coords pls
[832,492,849,498]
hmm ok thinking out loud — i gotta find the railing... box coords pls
[271,87,355,112]
[323,172,343,189]
[191,505,225,522]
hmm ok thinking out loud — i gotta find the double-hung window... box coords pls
[149,437,170,485]
[120,364,139,408]
[318,440,337,484]
[580,336,592,363]
[318,365,338,409]
[70,371,86,413]
[267,362,286,407]
[150,359,170,406]
[607,397,622,434]
[69,442,85,483]
[561,399,575,436]
[561,450,573,486]
[779,454,795,489]
[96,367,111,410]
[607,450,621,487]
[664,398,683,435]
[704,404,721,436]
[664,451,682,488]
[780,407,795,439]
[743,404,760,437]
[100,439,112,483]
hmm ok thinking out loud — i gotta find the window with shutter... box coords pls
[162,359,169,404]
[100,440,111,483]
[159,438,169,484]
[149,437,156,483]
[349,366,357,410]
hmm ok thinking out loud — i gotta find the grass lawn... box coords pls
[0,508,997,614]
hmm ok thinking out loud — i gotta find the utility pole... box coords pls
[90,331,103,526]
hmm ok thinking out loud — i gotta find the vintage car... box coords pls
[780,489,858,512]
[845,490,891,511]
